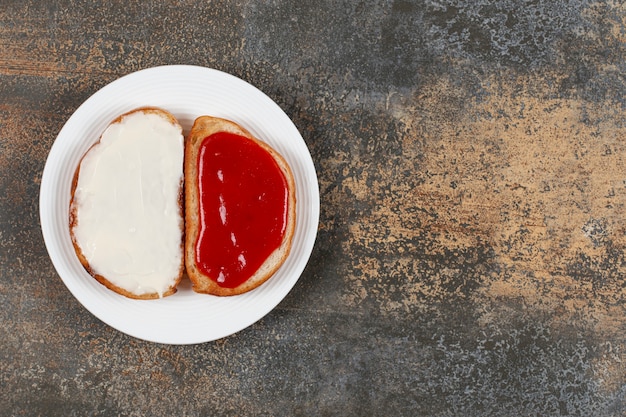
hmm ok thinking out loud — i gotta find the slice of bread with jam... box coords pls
[184,116,296,296]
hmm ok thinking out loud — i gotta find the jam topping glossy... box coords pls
[195,132,289,288]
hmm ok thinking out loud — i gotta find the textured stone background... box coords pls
[1,0,625,415]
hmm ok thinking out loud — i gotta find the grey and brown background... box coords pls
[1,0,625,415]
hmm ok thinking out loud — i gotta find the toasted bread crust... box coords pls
[184,116,296,296]
[69,107,185,300]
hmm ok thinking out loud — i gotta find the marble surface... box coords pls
[1,0,625,415]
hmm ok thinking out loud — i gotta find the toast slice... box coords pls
[185,116,296,296]
[69,107,185,299]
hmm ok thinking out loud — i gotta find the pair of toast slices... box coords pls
[69,107,296,299]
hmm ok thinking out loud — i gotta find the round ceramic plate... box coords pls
[40,65,319,344]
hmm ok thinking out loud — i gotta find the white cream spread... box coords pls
[72,111,184,297]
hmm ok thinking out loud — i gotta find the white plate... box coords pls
[40,65,319,344]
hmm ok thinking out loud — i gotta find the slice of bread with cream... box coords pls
[69,107,185,299]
